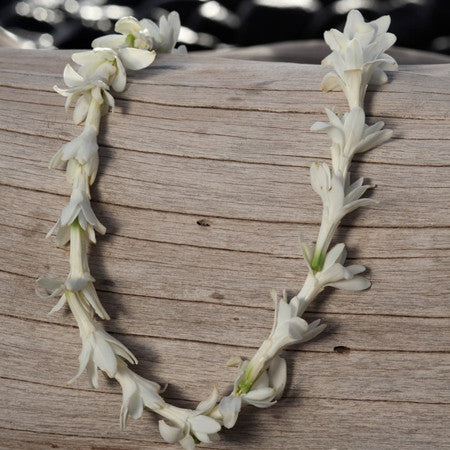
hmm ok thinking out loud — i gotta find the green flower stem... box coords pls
[235,275,320,396]
[125,34,135,47]
[236,339,273,395]
[310,247,326,272]
[311,218,339,272]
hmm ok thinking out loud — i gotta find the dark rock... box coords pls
[430,35,450,55]
[237,0,321,46]
[137,0,202,22]
[313,0,386,35]
[3,14,55,34]
[430,0,450,37]
[54,18,103,49]
[187,1,240,44]
[386,0,434,49]
[219,0,245,11]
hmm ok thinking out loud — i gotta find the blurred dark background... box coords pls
[0,0,449,55]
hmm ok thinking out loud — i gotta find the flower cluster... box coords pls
[92,12,187,54]
[215,11,397,430]
[69,314,138,388]
[303,11,397,272]
[311,107,392,176]
[55,46,156,124]
[321,9,398,108]
[158,387,222,449]
[219,355,287,428]
[301,242,371,293]
[38,10,212,448]
[41,12,185,325]
[115,360,165,429]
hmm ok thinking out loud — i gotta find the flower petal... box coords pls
[196,385,219,414]
[60,193,81,226]
[344,9,365,38]
[343,107,365,152]
[63,64,83,87]
[301,319,327,342]
[287,316,309,340]
[243,387,275,407]
[36,278,64,298]
[49,294,67,315]
[86,356,99,389]
[92,34,127,49]
[75,126,98,165]
[68,338,91,385]
[310,162,331,200]
[218,396,241,429]
[268,356,287,400]
[118,48,156,70]
[354,128,392,154]
[158,420,184,444]
[79,282,110,319]
[329,276,371,291]
[179,434,196,450]
[310,121,331,132]
[251,370,270,391]
[73,94,91,125]
[92,332,118,376]
[323,243,346,270]
[189,415,221,435]
[115,16,141,35]
[127,391,144,420]
[111,57,127,92]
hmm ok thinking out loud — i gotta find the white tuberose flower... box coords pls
[115,360,165,429]
[48,188,106,246]
[72,47,156,93]
[314,243,371,291]
[270,290,325,353]
[141,11,185,54]
[93,12,186,54]
[219,355,287,429]
[310,162,373,225]
[311,107,392,174]
[70,319,138,388]
[321,10,398,107]
[54,63,112,117]
[36,277,110,319]
[49,125,99,183]
[158,386,221,449]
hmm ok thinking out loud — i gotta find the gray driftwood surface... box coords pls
[0,48,449,449]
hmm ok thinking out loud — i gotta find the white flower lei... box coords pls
[36,10,398,449]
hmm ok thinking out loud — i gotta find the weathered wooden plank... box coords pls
[0,49,449,449]
[1,121,449,227]
[1,429,149,450]
[1,314,449,404]
[2,184,449,260]
[1,378,449,449]
[1,218,449,320]
[0,95,449,171]
[0,49,449,95]
[203,40,450,65]
[1,267,450,352]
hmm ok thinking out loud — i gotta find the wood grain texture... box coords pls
[203,41,450,65]
[0,49,449,449]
